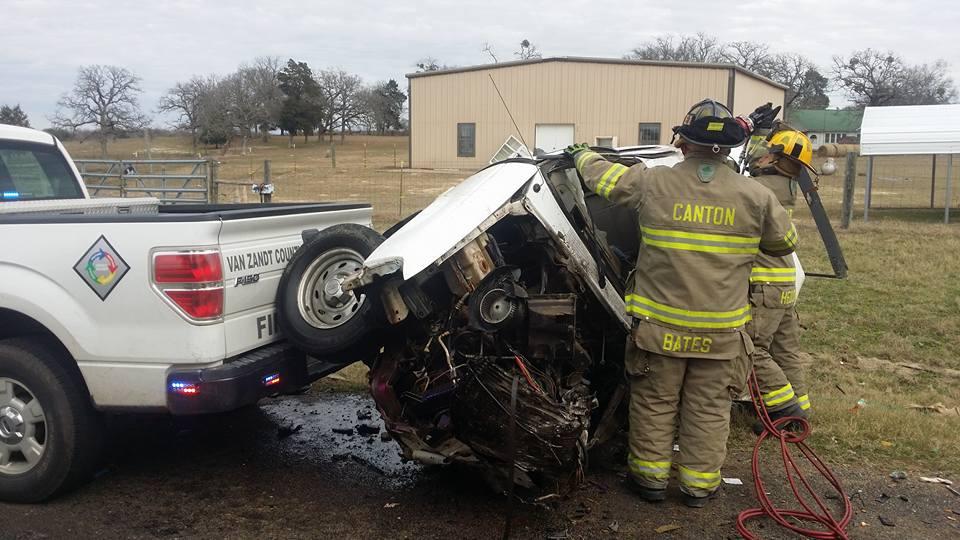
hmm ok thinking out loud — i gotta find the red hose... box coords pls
[736,371,852,539]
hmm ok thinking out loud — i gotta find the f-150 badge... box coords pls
[74,235,129,300]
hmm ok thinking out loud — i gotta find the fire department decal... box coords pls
[74,235,130,300]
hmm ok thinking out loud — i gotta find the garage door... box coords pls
[534,124,575,154]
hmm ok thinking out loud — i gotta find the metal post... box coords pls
[119,160,126,198]
[946,154,954,224]
[393,144,397,168]
[208,160,219,203]
[931,155,938,208]
[363,143,367,168]
[331,143,336,168]
[841,152,857,229]
[399,162,404,218]
[263,159,272,203]
[864,155,874,222]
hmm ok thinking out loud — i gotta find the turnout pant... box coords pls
[751,305,808,412]
[625,344,744,498]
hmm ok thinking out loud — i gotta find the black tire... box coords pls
[277,224,386,363]
[0,337,102,503]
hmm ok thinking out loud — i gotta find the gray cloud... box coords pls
[3,0,958,129]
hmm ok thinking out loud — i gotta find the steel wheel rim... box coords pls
[297,247,366,329]
[0,377,47,475]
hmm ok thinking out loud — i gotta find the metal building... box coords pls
[407,57,786,169]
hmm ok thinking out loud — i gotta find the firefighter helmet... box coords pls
[752,128,816,177]
[672,99,748,149]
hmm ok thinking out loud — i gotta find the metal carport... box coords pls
[860,104,960,223]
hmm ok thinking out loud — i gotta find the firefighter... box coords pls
[745,127,816,421]
[565,99,795,508]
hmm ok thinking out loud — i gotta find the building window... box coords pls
[638,123,661,145]
[595,136,617,147]
[457,123,476,157]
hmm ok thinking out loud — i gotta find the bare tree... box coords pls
[515,39,542,60]
[831,49,906,106]
[329,70,365,143]
[723,41,774,75]
[627,33,724,63]
[767,53,830,110]
[195,77,232,148]
[250,56,284,141]
[157,76,208,151]
[316,69,341,141]
[482,43,499,63]
[897,60,957,105]
[220,69,260,153]
[414,57,443,72]
[51,65,148,157]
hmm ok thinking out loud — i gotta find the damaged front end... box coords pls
[350,158,652,495]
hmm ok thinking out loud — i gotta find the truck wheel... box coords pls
[0,338,102,503]
[277,224,386,364]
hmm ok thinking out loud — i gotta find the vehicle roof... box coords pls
[0,124,56,145]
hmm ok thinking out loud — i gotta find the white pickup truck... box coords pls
[0,124,373,502]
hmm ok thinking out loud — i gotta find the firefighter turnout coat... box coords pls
[573,149,798,359]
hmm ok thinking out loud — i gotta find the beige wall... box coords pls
[732,71,785,118]
[409,61,784,169]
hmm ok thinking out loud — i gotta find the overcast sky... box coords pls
[3,0,959,129]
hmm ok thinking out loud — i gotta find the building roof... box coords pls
[787,109,863,133]
[406,56,788,90]
[860,104,960,156]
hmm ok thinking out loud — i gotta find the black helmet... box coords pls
[672,99,748,149]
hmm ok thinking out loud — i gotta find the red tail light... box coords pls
[164,288,224,319]
[152,249,224,322]
[154,253,222,283]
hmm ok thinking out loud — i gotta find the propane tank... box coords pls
[820,158,837,176]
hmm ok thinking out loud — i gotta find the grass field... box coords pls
[66,134,960,476]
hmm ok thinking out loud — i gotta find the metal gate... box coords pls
[74,160,211,204]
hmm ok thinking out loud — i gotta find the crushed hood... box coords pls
[365,162,538,280]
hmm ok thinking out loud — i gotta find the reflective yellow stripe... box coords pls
[784,224,798,247]
[763,383,796,407]
[575,150,598,170]
[750,273,796,283]
[752,267,796,274]
[596,164,628,198]
[678,465,721,489]
[643,238,759,254]
[642,227,760,244]
[628,455,672,479]
[625,294,752,329]
[602,165,628,197]
[640,226,760,255]
[798,394,811,410]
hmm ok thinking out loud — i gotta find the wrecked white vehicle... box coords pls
[275,146,683,494]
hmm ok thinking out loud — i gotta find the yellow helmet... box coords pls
[767,129,815,176]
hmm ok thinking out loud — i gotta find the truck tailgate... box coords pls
[218,204,372,358]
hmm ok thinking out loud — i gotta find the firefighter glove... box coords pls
[564,143,590,158]
[749,103,782,130]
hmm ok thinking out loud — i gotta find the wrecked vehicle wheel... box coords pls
[277,224,385,363]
